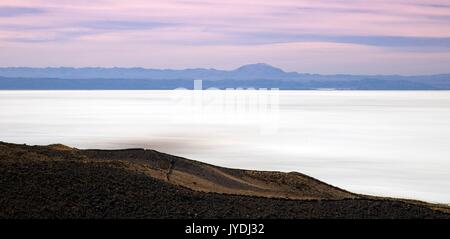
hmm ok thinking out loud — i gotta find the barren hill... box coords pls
[0,141,448,219]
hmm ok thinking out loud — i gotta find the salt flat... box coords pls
[1,90,449,203]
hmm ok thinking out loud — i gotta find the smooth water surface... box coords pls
[1,90,449,203]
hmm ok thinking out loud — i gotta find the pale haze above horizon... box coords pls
[1,0,450,75]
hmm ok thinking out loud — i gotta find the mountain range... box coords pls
[1,63,449,90]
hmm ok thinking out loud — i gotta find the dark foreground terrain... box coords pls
[0,141,449,219]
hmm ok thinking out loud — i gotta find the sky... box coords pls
[0,0,450,75]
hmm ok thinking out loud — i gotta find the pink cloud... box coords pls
[0,0,449,73]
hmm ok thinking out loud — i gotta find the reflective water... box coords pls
[1,90,449,203]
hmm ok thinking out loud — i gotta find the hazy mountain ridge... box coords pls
[0,63,449,89]
[0,63,300,80]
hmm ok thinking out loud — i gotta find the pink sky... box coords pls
[0,0,450,74]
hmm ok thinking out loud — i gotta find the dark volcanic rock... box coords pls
[0,142,448,219]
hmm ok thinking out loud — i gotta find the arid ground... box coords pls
[0,141,448,219]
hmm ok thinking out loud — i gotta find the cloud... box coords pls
[233,32,450,48]
[414,3,450,9]
[328,36,450,48]
[0,0,449,73]
[0,6,46,17]
[80,20,173,31]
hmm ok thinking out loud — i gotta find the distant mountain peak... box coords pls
[234,63,286,75]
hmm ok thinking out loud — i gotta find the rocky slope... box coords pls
[0,141,448,219]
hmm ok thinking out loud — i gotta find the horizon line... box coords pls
[1,64,449,77]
